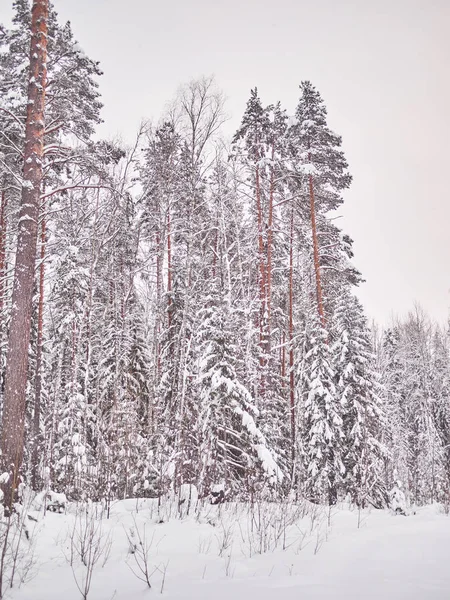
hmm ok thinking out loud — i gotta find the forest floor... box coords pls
[5,496,450,600]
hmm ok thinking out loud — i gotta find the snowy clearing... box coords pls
[6,498,450,600]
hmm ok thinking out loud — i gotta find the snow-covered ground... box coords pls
[5,496,450,600]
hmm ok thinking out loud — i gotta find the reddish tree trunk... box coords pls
[155,229,161,377]
[266,145,275,343]
[288,205,295,465]
[167,208,172,332]
[31,201,46,489]
[1,0,49,511]
[308,174,326,329]
[0,187,7,405]
[0,189,7,321]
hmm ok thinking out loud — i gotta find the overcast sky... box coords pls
[1,0,449,325]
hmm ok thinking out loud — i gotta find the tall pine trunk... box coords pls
[266,146,275,346]
[0,187,8,374]
[288,204,296,468]
[0,0,49,510]
[0,188,7,324]
[155,228,161,377]
[167,208,172,332]
[0,187,7,416]
[308,174,325,328]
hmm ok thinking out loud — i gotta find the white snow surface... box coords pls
[9,498,450,600]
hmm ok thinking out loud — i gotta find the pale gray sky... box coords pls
[1,0,449,324]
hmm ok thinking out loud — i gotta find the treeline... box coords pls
[0,1,449,510]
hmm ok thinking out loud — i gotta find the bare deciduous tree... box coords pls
[169,75,227,176]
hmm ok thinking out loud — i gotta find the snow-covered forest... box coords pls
[1,0,449,510]
[0,2,449,598]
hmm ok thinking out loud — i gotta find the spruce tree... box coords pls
[196,291,282,497]
[332,291,387,507]
[300,315,344,504]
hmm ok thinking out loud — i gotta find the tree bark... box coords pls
[1,0,49,511]
[0,187,8,390]
[0,189,7,323]
[288,204,295,468]
[0,187,7,409]
[167,208,172,332]
[266,145,275,344]
[155,229,161,378]
[308,174,326,329]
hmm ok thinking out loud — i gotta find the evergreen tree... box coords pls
[288,81,353,325]
[332,291,387,507]
[300,316,344,504]
[0,0,50,510]
[232,88,272,398]
[196,291,282,497]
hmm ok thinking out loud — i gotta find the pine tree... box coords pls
[1,0,49,511]
[0,0,103,498]
[233,88,272,394]
[289,81,352,326]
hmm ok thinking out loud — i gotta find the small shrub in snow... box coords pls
[66,504,112,600]
[0,497,37,599]
[125,516,156,589]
